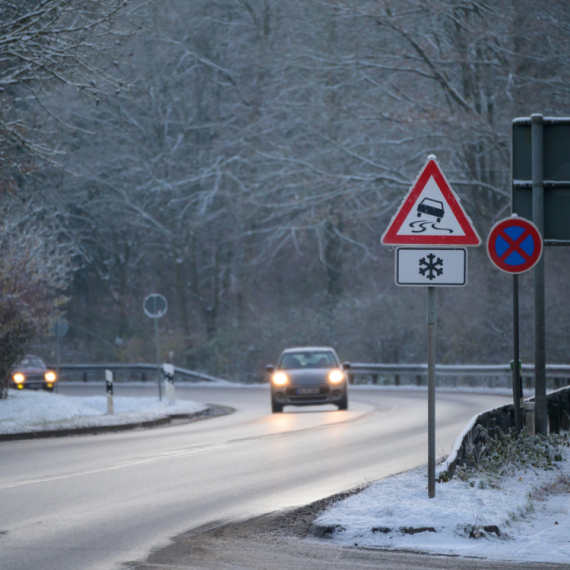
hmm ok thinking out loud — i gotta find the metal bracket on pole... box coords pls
[427,286,436,498]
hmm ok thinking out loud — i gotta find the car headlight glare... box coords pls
[328,370,345,384]
[272,372,289,386]
[45,371,57,382]
[13,373,25,384]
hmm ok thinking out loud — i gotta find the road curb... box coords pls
[0,404,234,442]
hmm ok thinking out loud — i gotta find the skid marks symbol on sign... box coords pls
[419,254,444,280]
[410,198,454,234]
[409,220,454,234]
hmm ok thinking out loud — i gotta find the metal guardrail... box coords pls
[49,363,225,384]
[50,362,570,385]
[440,386,570,478]
[349,363,570,377]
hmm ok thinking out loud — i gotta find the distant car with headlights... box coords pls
[10,355,57,392]
[266,347,350,413]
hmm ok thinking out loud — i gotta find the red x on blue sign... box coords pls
[487,216,543,274]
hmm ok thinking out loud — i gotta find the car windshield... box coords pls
[421,198,442,208]
[18,356,46,368]
[279,351,337,370]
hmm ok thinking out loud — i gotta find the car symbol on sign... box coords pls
[417,198,444,222]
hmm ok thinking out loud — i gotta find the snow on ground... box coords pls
[0,389,208,434]
[315,446,570,564]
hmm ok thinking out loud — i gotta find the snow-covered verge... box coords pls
[315,436,570,564]
[0,390,208,435]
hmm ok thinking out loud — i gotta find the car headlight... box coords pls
[45,371,57,382]
[272,372,289,386]
[328,369,345,384]
[13,373,25,384]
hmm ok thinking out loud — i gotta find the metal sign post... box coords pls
[383,155,480,498]
[52,319,69,394]
[512,114,570,435]
[143,294,168,401]
[531,114,547,436]
[512,275,522,433]
[486,215,543,434]
[427,287,436,498]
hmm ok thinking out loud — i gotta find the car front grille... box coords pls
[285,384,330,397]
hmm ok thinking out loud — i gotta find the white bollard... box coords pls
[163,364,175,405]
[106,369,114,415]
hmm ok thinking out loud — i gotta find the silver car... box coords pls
[266,347,350,413]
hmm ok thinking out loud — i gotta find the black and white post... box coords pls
[106,369,114,415]
[163,363,175,405]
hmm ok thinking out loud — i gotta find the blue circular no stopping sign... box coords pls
[487,216,543,274]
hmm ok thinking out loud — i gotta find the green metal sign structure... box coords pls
[511,114,570,436]
[512,117,570,244]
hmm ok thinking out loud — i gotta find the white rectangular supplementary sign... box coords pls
[396,247,467,286]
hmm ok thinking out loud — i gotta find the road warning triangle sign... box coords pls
[381,158,481,246]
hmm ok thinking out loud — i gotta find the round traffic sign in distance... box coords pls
[487,216,543,274]
[143,293,168,318]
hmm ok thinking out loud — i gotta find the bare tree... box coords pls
[0,0,148,194]
[0,197,75,398]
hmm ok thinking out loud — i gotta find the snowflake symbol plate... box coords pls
[395,248,467,287]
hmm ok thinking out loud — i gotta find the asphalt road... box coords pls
[0,384,510,570]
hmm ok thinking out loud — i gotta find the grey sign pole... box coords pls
[531,114,547,436]
[53,319,69,394]
[143,294,168,402]
[56,334,60,392]
[512,275,522,433]
[381,155,480,499]
[154,316,162,401]
[427,286,436,498]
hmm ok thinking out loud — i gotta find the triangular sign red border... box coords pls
[381,159,481,246]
